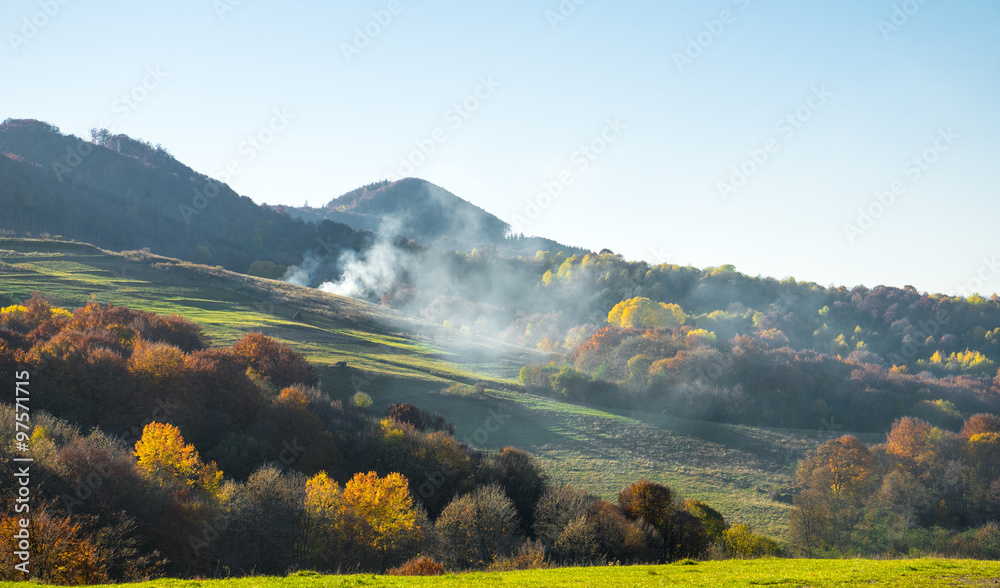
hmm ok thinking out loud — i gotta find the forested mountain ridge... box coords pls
[0,119,365,274]
[0,119,582,281]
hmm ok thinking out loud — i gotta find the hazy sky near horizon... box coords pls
[4,0,999,296]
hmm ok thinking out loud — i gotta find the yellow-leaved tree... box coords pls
[685,329,718,347]
[300,471,353,569]
[608,297,686,329]
[305,471,343,518]
[342,471,421,567]
[134,422,223,496]
[965,432,1000,520]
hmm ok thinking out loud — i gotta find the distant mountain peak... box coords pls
[289,177,585,256]
[324,179,393,211]
[326,178,508,237]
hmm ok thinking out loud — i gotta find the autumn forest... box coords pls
[2,120,1000,582]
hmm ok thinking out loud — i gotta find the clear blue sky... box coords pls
[4,0,999,296]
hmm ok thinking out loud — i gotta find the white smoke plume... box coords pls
[318,239,402,298]
[282,250,322,286]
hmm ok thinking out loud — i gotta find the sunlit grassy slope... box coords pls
[4,559,998,588]
[0,238,883,539]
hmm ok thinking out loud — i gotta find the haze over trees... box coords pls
[0,297,761,582]
[4,121,1000,575]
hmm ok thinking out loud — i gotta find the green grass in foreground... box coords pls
[4,559,998,588]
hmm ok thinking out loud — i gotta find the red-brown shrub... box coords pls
[387,556,445,576]
[68,302,206,352]
[231,331,316,387]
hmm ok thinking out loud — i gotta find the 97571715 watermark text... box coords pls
[12,369,33,576]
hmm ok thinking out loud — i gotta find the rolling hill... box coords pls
[0,119,583,293]
[4,119,996,550]
[0,237,844,539]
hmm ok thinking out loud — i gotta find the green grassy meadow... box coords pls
[2,559,996,588]
[0,239,883,539]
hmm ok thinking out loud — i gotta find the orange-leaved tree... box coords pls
[962,413,1000,440]
[127,340,198,425]
[802,435,877,501]
[231,331,316,387]
[618,480,682,562]
[0,509,105,585]
[885,417,954,484]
